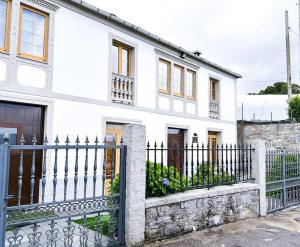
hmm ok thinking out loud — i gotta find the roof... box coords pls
[63,0,242,79]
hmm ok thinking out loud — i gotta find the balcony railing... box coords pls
[112,73,134,105]
[209,99,219,119]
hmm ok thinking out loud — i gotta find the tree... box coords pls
[288,96,300,122]
[258,82,300,95]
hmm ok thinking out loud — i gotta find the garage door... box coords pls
[0,101,45,205]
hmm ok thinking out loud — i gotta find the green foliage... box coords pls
[73,215,110,236]
[110,174,120,194]
[146,162,187,197]
[189,163,235,186]
[258,82,300,95]
[288,95,300,122]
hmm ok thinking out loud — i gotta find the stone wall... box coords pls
[145,183,259,242]
[238,121,300,149]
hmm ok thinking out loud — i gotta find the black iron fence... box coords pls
[146,142,254,197]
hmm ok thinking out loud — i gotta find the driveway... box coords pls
[146,206,300,247]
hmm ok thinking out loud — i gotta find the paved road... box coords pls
[147,207,300,247]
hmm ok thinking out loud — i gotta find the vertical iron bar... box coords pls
[191,143,194,188]
[30,135,37,204]
[196,143,200,187]
[216,144,219,185]
[185,143,188,189]
[146,142,150,197]
[53,136,59,202]
[246,144,249,180]
[160,142,164,177]
[242,144,245,181]
[202,143,205,188]
[93,137,99,198]
[64,136,70,201]
[102,137,107,196]
[74,136,79,200]
[225,144,228,184]
[234,144,237,183]
[111,137,116,193]
[17,134,25,206]
[230,144,233,184]
[221,144,224,184]
[173,143,177,179]
[207,143,210,189]
[238,144,241,181]
[84,137,89,199]
[212,143,215,187]
[154,142,157,178]
[41,137,48,204]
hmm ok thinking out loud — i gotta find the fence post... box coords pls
[249,139,267,216]
[0,134,10,246]
[122,124,146,246]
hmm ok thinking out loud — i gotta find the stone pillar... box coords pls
[249,140,267,216]
[122,124,146,246]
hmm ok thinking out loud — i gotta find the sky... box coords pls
[84,0,300,95]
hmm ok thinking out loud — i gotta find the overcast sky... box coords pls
[85,0,300,95]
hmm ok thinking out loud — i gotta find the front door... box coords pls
[0,101,45,205]
[168,128,185,171]
[208,131,218,163]
[105,127,122,193]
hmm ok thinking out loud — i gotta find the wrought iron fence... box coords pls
[266,149,300,213]
[146,142,254,198]
[0,134,126,247]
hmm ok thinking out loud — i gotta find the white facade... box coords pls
[0,0,240,147]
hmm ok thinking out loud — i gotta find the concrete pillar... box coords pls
[249,140,267,216]
[122,124,146,246]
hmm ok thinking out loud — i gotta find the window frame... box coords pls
[0,0,12,53]
[17,4,49,62]
[210,77,219,100]
[186,69,196,100]
[173,64,184,97]
[158,58,171,94]
[112,40,132,77]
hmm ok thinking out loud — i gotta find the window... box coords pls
[210,78,219,100]
[173,65,184,96]
[112,41,131,76]
[187,70,196,99]
[18,4,49,62]
[159,59,170,93]
[0,0,11,52]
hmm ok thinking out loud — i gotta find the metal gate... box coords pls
[266,149,300,213]
[0,133,126,246]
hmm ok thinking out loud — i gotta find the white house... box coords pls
[0,0,241,200]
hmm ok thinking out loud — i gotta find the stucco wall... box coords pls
[238,121,300,149]
[145,183,259,241]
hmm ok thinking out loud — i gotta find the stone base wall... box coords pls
[145,184,259,242]
[237,121,300,149]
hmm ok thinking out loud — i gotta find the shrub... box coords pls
[146,162,187,197]
[288,95,300,122]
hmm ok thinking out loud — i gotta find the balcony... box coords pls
[111,73,134,105]
[209,99,219,119]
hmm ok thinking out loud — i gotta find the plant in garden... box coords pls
[288,95,300,122]
[146,162,187,197]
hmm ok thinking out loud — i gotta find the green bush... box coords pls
[189,163,234,186]
[146,162,187,197]
[288,95,300,122]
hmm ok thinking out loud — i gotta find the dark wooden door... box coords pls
[0,101,45,205]
[168,128,184,171]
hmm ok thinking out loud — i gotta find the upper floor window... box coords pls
[173,65,184,97]
[0,0,11,52]
[186,70,196,99]
[209,77,220,119]
[159,59,170,93]
[112,41,131,76]
[210,78,219,100]
[18,4,49,62]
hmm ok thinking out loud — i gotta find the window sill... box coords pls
[159,90,171,95]
[173,93,184,98]
[17,53,48,64]
[186,96,196,101]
